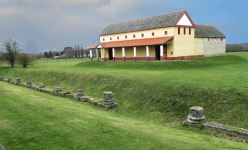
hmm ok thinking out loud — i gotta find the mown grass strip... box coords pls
[0,82,248,149]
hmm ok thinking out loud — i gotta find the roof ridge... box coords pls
[109,10,186,25]
[195,24,214,27]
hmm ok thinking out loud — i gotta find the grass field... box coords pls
[226,52,248,59]
[0,82,247,149]
[1,52,248,148]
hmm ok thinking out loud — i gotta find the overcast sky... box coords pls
[0,0,247,53]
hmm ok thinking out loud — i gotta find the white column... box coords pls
[146,46,149,61]
[112,48,115,61]
[160,45,163,61]
[122,47,125,61]
[90,49,92,61]
[134,47,136,61]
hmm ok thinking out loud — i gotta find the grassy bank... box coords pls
[1,82,247,149]
[1,55,248,129]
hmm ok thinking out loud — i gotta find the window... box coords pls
[110,37,112,41]
[117,36,119,40]
[214,38,216,41]
[208,38,210,41]
[189,28,191,35]
[133,35,135,38]
[152,32,155,36]
[165,31,167,35]
[125,35,127,39]
[103,38,105,41]
[141,34,144,37]
[221,38,223,41]
[184,28,186,35]
[178,27,180,35]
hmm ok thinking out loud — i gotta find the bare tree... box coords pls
[0,38,22,67]
[74,42,84,57]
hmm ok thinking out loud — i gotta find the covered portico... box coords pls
[89,36,173,61]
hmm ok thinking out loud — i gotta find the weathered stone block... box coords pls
[39,84,45,88]
[187,106,205,124]
[31,85,38,90]
[10,81,14,84]
[112,103,118,108]
[58,92,70,97]
[97,103,102,107]
[7,78,11,82]
[79,96,90,102]
[101,104,112,109]
[16,78,21,84]
[182,120,200,128]
[26,81,32,85]
[19,83,26,86]
[76,89,84,97]
[0,76,4,81]
[64,94,70,98]
[203,122,248,139]
[42,88,54,94]
[69,93,77,99]
[103,91,113,101]
[73,95,82,101]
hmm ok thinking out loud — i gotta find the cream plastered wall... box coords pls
[194,38,204,55]
[173,27,195,57]
[101,46,156,59]
[203,38,226,57]
[167,38,174,57]
[100,27,175,43]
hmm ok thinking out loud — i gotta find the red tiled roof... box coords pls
[98,36,173,48]
[89,43,99,49]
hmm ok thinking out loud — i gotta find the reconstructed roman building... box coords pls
[89,10,226,61]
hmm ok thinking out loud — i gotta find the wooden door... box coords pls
[163,45,167,59]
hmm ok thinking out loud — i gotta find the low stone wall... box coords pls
[0,77,118,110]
[203,122,248,139]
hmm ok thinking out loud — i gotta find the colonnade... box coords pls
[90,45,165,61]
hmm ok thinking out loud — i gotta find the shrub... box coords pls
[16,53,35,68]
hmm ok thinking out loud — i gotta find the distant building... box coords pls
[89,10,226,61]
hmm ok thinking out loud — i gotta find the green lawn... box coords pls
[0,82,247,149]
[226,52,248,59]
[1,54,248,148]
[36,57,96,64]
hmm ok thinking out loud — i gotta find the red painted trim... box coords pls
[114,57,156,61]
[134,57,136,61]
[101,58,110,61]
[113,57,115,61]
[123,57,125,61]
[166,55,204,61]
[90,57,92,61]
[147,57,149,62]
[174,11,196,28]
[160,56,163,61]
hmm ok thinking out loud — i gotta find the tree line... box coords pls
[226,44,248,52]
